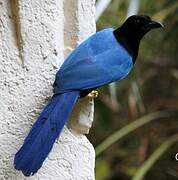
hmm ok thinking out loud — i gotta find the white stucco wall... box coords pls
[0,0,96,179]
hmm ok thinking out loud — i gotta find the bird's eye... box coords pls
[135,19,140,24]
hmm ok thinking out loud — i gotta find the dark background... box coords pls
[88,0,178,179]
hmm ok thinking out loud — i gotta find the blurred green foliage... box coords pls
[87,0,178,179]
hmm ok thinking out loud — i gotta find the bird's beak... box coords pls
[146,21,164,29]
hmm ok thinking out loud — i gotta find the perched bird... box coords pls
[14,15,163,176]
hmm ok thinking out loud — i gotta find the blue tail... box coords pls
[14,91,79,176]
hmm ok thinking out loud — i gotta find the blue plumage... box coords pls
[14,28,133,176]
[14,14,164,176]
[14,92,79,176]
[53,28,133,94]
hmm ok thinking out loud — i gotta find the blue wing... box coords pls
[53,28,133,94]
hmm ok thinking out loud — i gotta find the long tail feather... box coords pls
[14,91,79,176]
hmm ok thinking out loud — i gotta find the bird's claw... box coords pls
[87,90,98,99]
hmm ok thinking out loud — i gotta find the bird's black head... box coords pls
[114,15,163,62]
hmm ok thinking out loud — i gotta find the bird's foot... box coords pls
[87,90,98,99]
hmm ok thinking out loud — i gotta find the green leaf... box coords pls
[132,135,178,180]
[153,1,178,21]
[95,111,173,157]
[96,158,110,180]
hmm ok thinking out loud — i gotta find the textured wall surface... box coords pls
[0,0,96,179]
